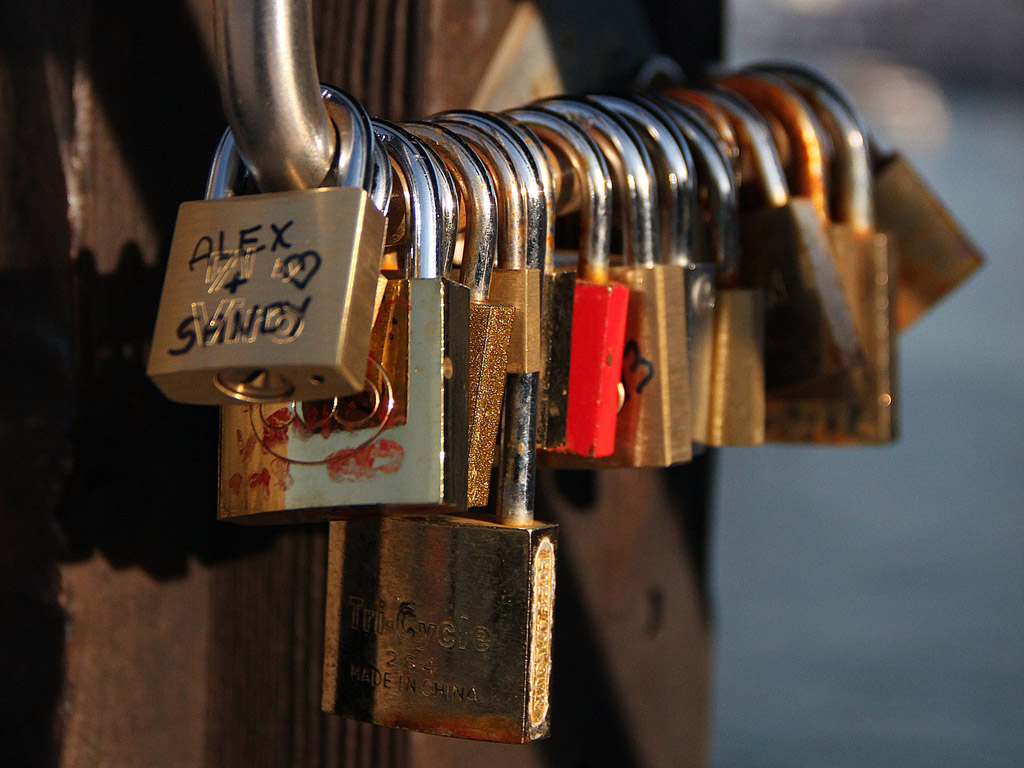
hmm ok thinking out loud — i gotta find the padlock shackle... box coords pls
[205,85,378,200]
[372,121,451,280]
[704,88,790,209]
[405,123,498,301]
[438,112,547,273]
[214,0,346,191]
[591,94,699,269]
[540,97,660,270]
[492,115,557,274]
[434,118,530,273]
[716,73,832,224]
[432,111,544,272]
[508,107,614,282]
[653,97,742,282]
[663,87,743,174]
[765,69,875,234]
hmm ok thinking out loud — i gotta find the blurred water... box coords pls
[710,90,1024,766]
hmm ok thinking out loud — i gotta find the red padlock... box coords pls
[509,106,629,457]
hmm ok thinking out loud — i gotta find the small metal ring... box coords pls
[248,358,396,466]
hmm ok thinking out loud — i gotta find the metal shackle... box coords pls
[705,88,790,210]
[205,84,377,200]
[372,120,452,280]
[507,107,614,282]
[591,93,699,268]
[539,97,660,269]
[650,96,741,283]
[404,122,499,301]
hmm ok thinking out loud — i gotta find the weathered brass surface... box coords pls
[741,199,864,393]
[686,263,717,445]
[466,300,515,507]
[148,187,385,405]
[705,288,766,446]
[488,267,543,373]
[545,264,692,468]
[322,515,556,743]
[874,153,984,330]
[766,232,896,443]
[217,276,469,522]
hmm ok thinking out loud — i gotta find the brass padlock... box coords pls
[746,61,982,330]
[539,97,691,467]
[759,67,898,443]
[218,121,470,522]
[433,111,545,376]
[322,335,556,743]
[654,94,766,446]
[148,86,386,405]
[590,94,701,450]
[715,73,866,393]
[509,106,630,457]
[405,122,516,507]
[496,112,579,451]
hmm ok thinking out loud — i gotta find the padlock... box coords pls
[432,111,545,377]
[539,97,691,467]
[322,331,556,743]
[637,94,764,446]
[712,73,866,392]
[218,121,470,522]
[508,106,630,457]
[493,113,579,451]
[745,61,982,330]
[405,122,516,507]
[757,66,898,443]
[588,94,701,449]
[148,86,386,405]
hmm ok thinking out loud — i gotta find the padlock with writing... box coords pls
[540,97,691,467]
[322,334,556,743]
[509,106,630,457]
[148,86,386,405]
[405,122,516,507]
[714,73,866,393]
[218,121,470,522]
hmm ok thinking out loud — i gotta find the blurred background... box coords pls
[713,0,1024,764]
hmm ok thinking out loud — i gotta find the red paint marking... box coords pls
[326,439,404,482]
[229,472,243,495]
[269,458,294,491]
[249,468,271,496]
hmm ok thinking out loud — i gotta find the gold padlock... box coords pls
[758,66,898,443]
[715,73,866,393]
[322,329,556,743]
[656,94,766,447]
[405,122,516,508]
[540,97,691,467]
[218,121,470,522]
[148,87,385,406]
[434,111,545,376]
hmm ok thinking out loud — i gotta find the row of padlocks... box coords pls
[146,61,981,742]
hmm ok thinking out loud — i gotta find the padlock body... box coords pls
[148,187,385,405]
[704,287,765,446]
[465,300,515,508]
[218,276,470,522]
[556,279,629,457]
[765,232,896,443]
[488,267,543,373]
[741,199,864,394]
[686,262,717,446]
[874,153,983,330]
[537,269,576,448]
[544,264,692,467]
[322,515,557,743]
